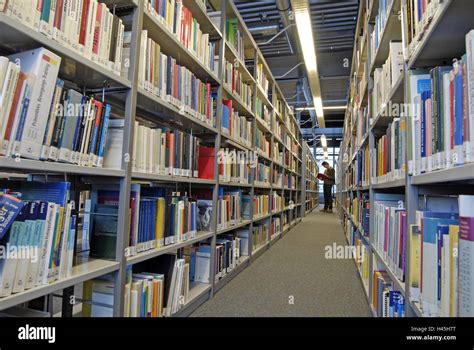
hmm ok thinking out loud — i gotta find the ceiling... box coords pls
[230,0,359,148]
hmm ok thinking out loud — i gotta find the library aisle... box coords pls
[191,208,370,317]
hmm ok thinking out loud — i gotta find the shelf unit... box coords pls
[0,0,311,317]
[337,0,474,317]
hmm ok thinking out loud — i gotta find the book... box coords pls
[1,1,124,74]
[316,173,328,180]
[145,0,217,74]
[458,195,474,316]
[0,182,74,297]
[138,30,216,127]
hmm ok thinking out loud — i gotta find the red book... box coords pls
[53,0,64,32]
[169,132,175,172]
[3,72,26,143]
[316,173,328,181]
[450,74,455,150]
[92,3,103,56]
[198,145,215,180]
[78,0,90,45]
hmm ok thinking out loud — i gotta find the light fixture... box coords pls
[321,135,327,148]
[296,105,347,112]
[290,0,325,128]
[324,151,328,159]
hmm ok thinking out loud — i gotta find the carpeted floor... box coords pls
[190,207,371,317]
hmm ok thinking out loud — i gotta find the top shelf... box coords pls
[407,0,474,69]
[369,0,402,74]
[181,0,223,39]
[142,9,220,85]
[0,14,131,90]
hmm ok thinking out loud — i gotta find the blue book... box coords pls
[96,104,111,167]
[0,193,24,240]
[437,224,450,303]
[420,90,431,161]
[17,182,70,206]
[454,62,464,161]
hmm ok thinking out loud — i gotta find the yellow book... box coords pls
[156,198,165,246]
[449,225,459,317]
[409,224,421,302]
[50,206,64,283]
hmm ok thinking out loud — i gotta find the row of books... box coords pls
[218,148,251,184]
[0,182,75,298]
[223,60,253,110]
[255,128,270,158]
[407,33,474,175]
[255,162,270,185]
[353,105,368,149]
[215,234,246,281]
[221,99,252,147]
[373,197,406,283]
[271,217,281,239]
[409,195,474,317]
[256,63,270,96]
[253,194,270,218]
[273,167,283,187]
[372,118,406,182]
[256,98,271,127]
[271,191,283,212]
[284,173,297,189]
[273,145,282,164]
[132,122,201,177]
[225,18,245,63]
[355,143,370,187]
[1,0,125,76]
[350,193,370,235]
[217,188,246,230]
[0,48,112,165]
[372,271,406,317]
[404,0,444,59]
[372,41,403,117]
[252,221,270,251]
[139,30,217,128]
[369,0,394,64]
[145,0,217,74]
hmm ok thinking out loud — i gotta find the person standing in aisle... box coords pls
[320,161,335,213]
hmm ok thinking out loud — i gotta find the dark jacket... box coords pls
[324,167,335,185]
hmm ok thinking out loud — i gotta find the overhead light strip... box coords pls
[290,0,325,128]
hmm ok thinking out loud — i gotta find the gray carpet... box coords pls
[191,207,371,317]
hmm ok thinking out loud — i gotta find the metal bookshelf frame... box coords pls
[336,0,474,317]
[0,0,314,317]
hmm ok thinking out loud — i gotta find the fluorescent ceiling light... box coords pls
[321,135,327,148]
[295,105,347,111]
[290,0,325,128]
[324,151,328,159]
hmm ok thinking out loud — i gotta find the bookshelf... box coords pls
[337,0,474,317]
[0,0,312,318]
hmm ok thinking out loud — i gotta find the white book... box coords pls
[31,0,42,30]
[458,195,474,316]
[58,202,73,280]
[102,119,124,170]
[8,48,61,160]
[11,0,25,23]
[37,203,58,285]
[0,62,20,141]
[165,260,179,317]
[79,101,95,166]
[114,21,124,75]
[440,234,450,317]
[84,0,97,59]
[131,121,138,172]
[124,283,131,317]
[0,212,24,297]
[465,31,474,163]
[148,127,154,173]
